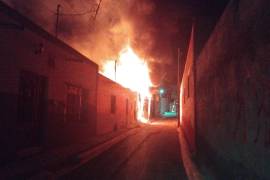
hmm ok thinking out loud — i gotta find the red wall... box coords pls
[181,0,270,178]
[96,74,137,135]
[0,3,98,162]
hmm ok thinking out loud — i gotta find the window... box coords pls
[81,89,89,122]
[18,71,47,123]
[66,84,82,121]
[18,71,47,147]
[111,95,116,114]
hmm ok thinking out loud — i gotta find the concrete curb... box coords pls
[177,127,202,180]
[52,127,140,177]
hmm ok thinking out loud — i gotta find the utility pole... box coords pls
[55,4,61,37]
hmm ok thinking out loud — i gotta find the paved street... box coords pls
[61,119,187,180]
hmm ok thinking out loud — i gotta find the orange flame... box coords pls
[100,44,152,123]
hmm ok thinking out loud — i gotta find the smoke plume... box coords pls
[2,0,195,85]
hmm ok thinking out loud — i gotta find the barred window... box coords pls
[66,84,83,121]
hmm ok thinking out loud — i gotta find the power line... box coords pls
[93,0,103,21]
[56,9,96,16]
[40,2,98,17]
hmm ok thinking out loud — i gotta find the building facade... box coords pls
[0,1,139,166]
[180,0,270,178]
[0,1,140,164]
[96,74,137,135]
[0,2,98,163]
[180,25,196,153]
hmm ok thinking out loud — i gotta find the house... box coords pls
[96,74,137,135]
[0,2,98,163]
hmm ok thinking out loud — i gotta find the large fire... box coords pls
[101,45,152,123]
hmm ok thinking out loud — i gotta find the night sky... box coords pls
[3,0,229,86]
[141,0,230,86]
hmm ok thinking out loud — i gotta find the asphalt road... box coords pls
[61,119,187,180]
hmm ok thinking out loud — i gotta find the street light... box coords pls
[159,88,165,95]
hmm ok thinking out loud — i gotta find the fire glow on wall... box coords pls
[101,44,152,123]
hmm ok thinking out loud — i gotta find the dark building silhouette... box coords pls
[180,0,270,178]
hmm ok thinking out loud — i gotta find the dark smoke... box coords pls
[2,0,228,85]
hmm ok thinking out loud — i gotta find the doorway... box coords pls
[17,71,48,149]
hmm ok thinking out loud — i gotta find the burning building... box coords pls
[0,1,139,165]
[101,45,153,123]
[96,74,137,135]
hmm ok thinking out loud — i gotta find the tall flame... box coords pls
[101,44,152,123]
